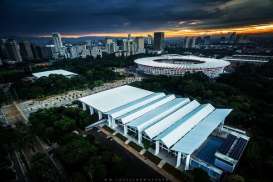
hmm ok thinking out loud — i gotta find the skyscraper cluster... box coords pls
[0,38,54,64]
[0,31,167,64]
[104,32,165,56]
[105,34,146,56]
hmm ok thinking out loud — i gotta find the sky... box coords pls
[1,0,273,37]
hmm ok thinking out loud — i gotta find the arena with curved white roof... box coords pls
[135,54,230,77]
[79,85,249,180]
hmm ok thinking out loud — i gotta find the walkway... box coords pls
[99,127,181,182]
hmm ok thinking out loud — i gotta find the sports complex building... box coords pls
[79,85,249,180]
[135,54,230,78]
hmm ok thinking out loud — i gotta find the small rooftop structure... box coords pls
[32,69,78,79]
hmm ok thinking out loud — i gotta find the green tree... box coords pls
[54,116,76,133]
[29,153,63,182]
[223,174,245,182]
[57,135,97,166]
[191,168,210,182]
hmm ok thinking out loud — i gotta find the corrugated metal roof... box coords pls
[106,92,166,119]
[144,100,200,139]
[171,109,232,155]
[117,94,176,124]
[127,98,190,132]
[78,85,153,113]
[155,104,215,148]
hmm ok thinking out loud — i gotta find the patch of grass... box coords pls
[129,141,143,152]
[144,151,161,165]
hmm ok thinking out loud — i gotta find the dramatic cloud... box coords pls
[0,0,273,36]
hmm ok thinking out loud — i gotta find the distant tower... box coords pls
[128,34,132,40]
[6,40,22,62]
[191,37,197,48]
[147,34,153,45]
[154,32,165,50]
[19,40,34,60]
[135,37,145,54]
[105,38,117,54]
[122,39,128,52]
[203,36,211,45]
[0,39,9,59]
[184,37,191,49]
[52,33,63,52]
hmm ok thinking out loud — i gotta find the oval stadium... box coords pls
[135,54,230,78]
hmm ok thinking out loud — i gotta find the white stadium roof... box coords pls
[79,85,153,113]
[32,69,78,78]
[134,55,230,69]
[171,109,232,154]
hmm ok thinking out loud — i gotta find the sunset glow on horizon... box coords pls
[38,23,273,38]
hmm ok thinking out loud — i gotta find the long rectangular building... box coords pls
[79,85,249,180]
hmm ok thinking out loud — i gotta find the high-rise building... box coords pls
[128,39,137,55]
[5,40,22,62]
[191,37,197,48]
[75,44,90,58]
[45,45,57,59]
[128,34,132,40]
[105,38,117,54]
[122,39,128,52]
[0,39,8,59]
[52,33,63,52]
[31,44,40,59]
[66,44,78,59]
[184,37,192,49]
[227,32,237,44]
[116,39,124,51]
[91,46,102,58]
[154,32,165,50]
[19,40,34,60]
[135,37,145,54]
[147,35,153,45]
[203,36,211,45]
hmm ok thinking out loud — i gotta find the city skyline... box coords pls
[1,0,273,37]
